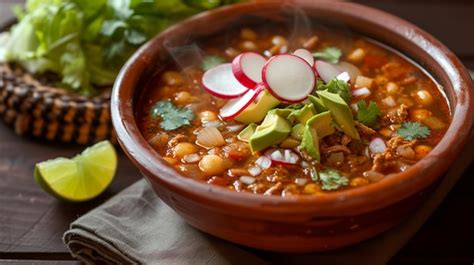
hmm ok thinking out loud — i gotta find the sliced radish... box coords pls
[352,87,371,98]
[262,54,315,103]
[336,71,351,83]
[264,148,299,166]
[202,63,249,99]
[314,60,342,83]
[293,48,315,67]
[232,52,267,88]
[219,87,263,120]
[336,61,361,81]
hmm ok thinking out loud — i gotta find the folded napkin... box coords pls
[64,136,474,265]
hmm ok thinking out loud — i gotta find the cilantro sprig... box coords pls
[151,100,195,131]
[356,101,381,129]
[397,122,431,141]
[319,169,349,190]
[313,47,342,64]
[316,79,351,103]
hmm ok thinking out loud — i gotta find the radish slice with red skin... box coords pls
[314,60,342,83]
[202,63,249,99]
[264,148,299,166]
[232,52,267,88]
[293,48,315,67]
[219,86,263,120]
[262,54,315,103]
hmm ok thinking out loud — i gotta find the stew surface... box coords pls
[137,26,450,196]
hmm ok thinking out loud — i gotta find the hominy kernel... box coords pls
[411,109,432,121]
[199,111,218,123]
[414,145,433,159]
[347,48,366,63]
[303,183,320,194]
[239,41,258,51]
[199,155,226,175]
[162,71,184,86]
[163,157,178,165]
[386,82,399,95]
[272,35,287,46]
[415,90,434,106]
[350,177,369,187]
[355,75,374,88]
[174,143,198,158]
[174,91,194,105]
[240,28,257,40]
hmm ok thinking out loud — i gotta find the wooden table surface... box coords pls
[1,1,473,264]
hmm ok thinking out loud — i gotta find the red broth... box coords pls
[137,27,450,196]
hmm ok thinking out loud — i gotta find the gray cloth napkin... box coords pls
[64,135,474,265]
[63,179,268,265]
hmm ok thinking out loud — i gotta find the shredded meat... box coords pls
[341,135,352,146]
[381,104,409,126]
[371,136,417,172]
[168,134,189,147]
[325,145,351,155]
[355,121,377,136]
[263,182,283,196]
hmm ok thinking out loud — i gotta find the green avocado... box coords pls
[307,111,335,139]
[300,125,320,160]
[234,90,280,124]
[308,95,328,113]
[237,123,257,142]
[288,104,316,124]
[316,91,360,140]
[268,108,292,119]
[291,123,305,140]
[249,112,291,152]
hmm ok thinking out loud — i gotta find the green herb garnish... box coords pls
[319,169,349,190]
[313,47,342,64]
[202,55,225,71]
[151,100,195,130]
[356,101,381,129]
[397,122,431,141]
[316,79,351,103]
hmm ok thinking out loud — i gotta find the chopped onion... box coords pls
[197,127,225,148]
[227,124,245,132]
[183,153,201,163]
[352,87,371,98]
[255,156,271,169]
[301,161,309,168]
[350,103,359,112]
[382,96,397,107]
[248,166,262,176]
[369,137,387,154]
[202,120,221,128]
[240,176,256,185]
[295,178,308,186]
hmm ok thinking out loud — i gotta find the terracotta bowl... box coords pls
[111,1,473,252]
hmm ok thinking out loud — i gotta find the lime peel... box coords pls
[34,141,117,202]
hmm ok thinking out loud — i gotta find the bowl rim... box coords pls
[111,0,474,216]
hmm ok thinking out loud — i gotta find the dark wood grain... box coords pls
[0,0,473,264]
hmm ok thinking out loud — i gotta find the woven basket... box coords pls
[0,63,115,144]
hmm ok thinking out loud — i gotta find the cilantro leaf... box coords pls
[316,79,351,103]
[313,47,342,64]
[397,122,431,141]
[319,169,349,190]
[151,100,195,130]
[357,101,381,129]
[202,55,225,71]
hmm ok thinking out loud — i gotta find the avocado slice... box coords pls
[316,91,360,140]
[308,95,328,113]
[234,90,280,124]
[291,123,305,140]
[237,123,257,142]
[300,125,320,160]
[249,113,291,152]
[268,108,292,119]
[307,111,335,139]
[288,104,316,124]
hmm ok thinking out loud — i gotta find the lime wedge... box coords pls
[34,141,117,202]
